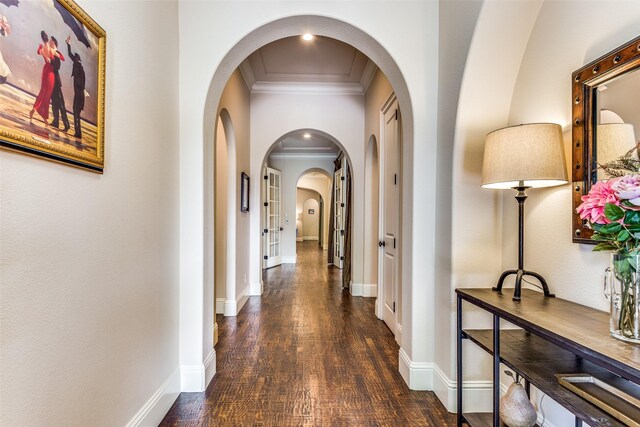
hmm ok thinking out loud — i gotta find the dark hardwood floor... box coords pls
[160,241,454,426]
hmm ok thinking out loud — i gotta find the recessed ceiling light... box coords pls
[302,33,314,41]
[303,133,311,139]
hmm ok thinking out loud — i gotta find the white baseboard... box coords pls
[349,282,363,296]
[249,281,262,296]
[215,298,225,314]
[180,363,205,392]
[296,237,303,242]
[223,299,236,317]
[362,283,377,297]
[303,236,319,240]
[282,256,297,264]
[432,363,493,413]
[204,348,216,389]
[323,244,328,250]
[125,368,180,427]
[398,348,434,390]
[213,322,219,345]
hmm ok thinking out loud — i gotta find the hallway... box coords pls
[160,241,453,426]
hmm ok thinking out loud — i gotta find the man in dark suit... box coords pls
[49,36,70,132]
[66,36,85,139]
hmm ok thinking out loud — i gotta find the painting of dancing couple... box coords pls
[0,0,105,172]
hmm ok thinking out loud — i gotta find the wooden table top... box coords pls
[456,288,640,384]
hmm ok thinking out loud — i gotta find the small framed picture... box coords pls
[240,172,249,212]
[308,209,314,214]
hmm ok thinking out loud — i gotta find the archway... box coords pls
[297,168,332,251]
[260,130,352,271]
[185,14,419,393]
[214,110,238,318]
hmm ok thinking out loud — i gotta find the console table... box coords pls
[456,288,640,427]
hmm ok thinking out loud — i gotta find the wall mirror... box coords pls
[572,35,640,243]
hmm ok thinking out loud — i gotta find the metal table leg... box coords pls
[493,314,500,427]
[457,294,463,427]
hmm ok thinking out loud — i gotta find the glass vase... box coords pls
[605,252,640,343]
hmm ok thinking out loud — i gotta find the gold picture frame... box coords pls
[0,0,106,172]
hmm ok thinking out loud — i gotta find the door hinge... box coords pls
[393,302,396,313]
[394,174,397,185]
[263,255,268,260]
[395,109,398,121]
[341,176,345,181]
[341,202,345,207]
[340,256,344,260]
[394,238,396,249]
[264,175,268,180]
[340,229,345,236]
[264,202,268,207]
[264,229,268,234]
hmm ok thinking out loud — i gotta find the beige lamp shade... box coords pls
[481,123,568,189]
[597,123,636,165]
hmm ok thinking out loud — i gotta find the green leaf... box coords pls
[618,229,631,242]
[605,203,625,221]
[626,211,640,225]
[591,233,612,242]
[594,242,617,251]
[600,223,623,234]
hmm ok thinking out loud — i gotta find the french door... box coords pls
[333,168,346,268]
[264,167,282,268]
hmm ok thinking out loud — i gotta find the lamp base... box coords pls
[492,269,555,301]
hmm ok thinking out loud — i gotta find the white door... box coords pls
[333,168,345,268]
[264,167,282,268]
[381,101,400,333]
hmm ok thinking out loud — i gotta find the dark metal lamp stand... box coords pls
[492,186,555,301]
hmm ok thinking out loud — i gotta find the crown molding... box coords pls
[251,81,364,95]
[269,153,339,160]
[239,59,256,91]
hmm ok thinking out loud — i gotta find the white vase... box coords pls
[499,382,537,427]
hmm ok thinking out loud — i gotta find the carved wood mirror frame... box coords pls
[572,35,640,244]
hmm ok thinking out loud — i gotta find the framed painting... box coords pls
[241,172,249,212]
[0,0,106,172]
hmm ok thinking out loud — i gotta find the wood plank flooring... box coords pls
[160,241,454,426]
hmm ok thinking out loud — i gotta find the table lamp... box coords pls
[482,123,568,301]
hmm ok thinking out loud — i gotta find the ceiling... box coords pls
[269,131,340,157]
[240,35,377,93]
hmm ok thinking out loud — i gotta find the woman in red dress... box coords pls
[29,31,55,123]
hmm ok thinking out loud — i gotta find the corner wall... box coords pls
[0,0,180,425]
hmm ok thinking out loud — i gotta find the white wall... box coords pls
[268,156,335,263]
[0,0,180,425]
[215,117,228,304]
[212,69,251,321]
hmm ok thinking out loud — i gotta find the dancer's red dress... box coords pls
[32,44,54,121]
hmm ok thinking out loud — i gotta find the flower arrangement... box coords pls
[577,175,640,254]
[578,174,640,342]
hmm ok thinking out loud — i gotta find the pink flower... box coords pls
[612,174,640,207]
[576,179,620,224]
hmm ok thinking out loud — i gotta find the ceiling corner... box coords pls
[239,59,256,91]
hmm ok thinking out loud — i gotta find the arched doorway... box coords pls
[182,14,419,393]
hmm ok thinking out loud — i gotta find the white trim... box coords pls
[251,81,364,95]
[398,348,433,390]
[296,237,304,242]
[360,59,378,92]
[213,322,219,345]
[269,153,338,160]
[431,363,493,413]
[362,283,377,297]
[215,298,225,314]
[322,244,328,250]
[249,281,262,296]
[350,282,363,296]
[282,255,297,264]
[303,236,319,241]
[395,322,403,346]
[125,368,180,427]
[223,299,237,317]
[238,59,256,91]
[204,348,216,389]
[181,363,205,392]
